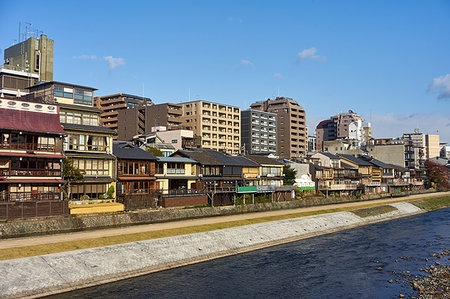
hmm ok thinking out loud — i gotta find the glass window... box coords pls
[54,86,63,97]
[63,87,73,99]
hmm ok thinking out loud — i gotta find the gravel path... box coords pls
[0,192,448,250]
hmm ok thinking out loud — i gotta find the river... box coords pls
[49,208,449,298]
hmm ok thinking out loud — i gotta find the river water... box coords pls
[50,208,449,299]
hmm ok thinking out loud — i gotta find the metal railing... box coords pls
[0,192,61,202]
[0,169,61,177]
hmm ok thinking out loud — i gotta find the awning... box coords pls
[0,108,66,134]
[0,152,65,159]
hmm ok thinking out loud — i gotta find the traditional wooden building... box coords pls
[244,155,284,187]
[155,157,198,194]
[27,81,116,200]
[0,97,66,201]
[113,141,158,195]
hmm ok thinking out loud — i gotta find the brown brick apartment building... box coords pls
[95,93,153,139]
[250,97,306,159]
[116,103,183,141]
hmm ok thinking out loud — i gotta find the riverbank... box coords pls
[1,198,447,298]
[0,190,441,240]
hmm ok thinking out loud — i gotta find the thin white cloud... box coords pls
[73,55,97,60]
[273,73,284,79]
[428,74,450,99]
[297,47,326,62]
[104,56,125,71]
[240,59,253,66]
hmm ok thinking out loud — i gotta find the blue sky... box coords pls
[1,0,449,142]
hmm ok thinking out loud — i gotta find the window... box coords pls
[167,163,184,174]
[54,86,63,97]
[63,87,73,99]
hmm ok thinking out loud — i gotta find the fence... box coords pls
[0,200,69,220]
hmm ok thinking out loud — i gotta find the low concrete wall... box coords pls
[0,202,423,298]
[0,189,438,239]
[160,194,208,208]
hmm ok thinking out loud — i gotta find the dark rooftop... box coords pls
[244,155,284,166]
[62,123,115,134]
[28,81,97,91]
[113,141,157,160]
[337,154,373,166]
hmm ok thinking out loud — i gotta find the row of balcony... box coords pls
[0,169,62,177]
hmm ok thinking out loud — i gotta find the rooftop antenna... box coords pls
[277,87,280,97]
[188,88,191,101]
[18,21,21,43]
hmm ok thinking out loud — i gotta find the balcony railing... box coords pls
[0,169,62,177]
[0,143,56,152]
[0,192,61,201]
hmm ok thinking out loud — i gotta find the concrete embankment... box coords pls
[0,190,437,239]
[0,202,424,298]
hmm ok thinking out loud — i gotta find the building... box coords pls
[315,110,370,151]
[180,100,241,154]
[115,103,183,141]
[95,93,153,139]
[307,135,316,153]
[244,155,284,187]
[241,109,277,155]
[425,134,440,160]
[0,67,39,98]
[3,35,54,81]
[28,81,116,200]
[0,97,65,202]
[155,157,198,193]
[113,141,158,196]
[250,97,306,159]
[402,129,426,169]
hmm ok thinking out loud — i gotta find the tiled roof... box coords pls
[176,150,224,166]
[370,159,394,169]
[113,141,157,160]
[62,123,115,134]
[319,152,340,159]
[338,154,373,166]
[244,155,284,166]
[200,149,259,167]
[157,157,197,163]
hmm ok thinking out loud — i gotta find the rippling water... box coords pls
[50,208,449,299]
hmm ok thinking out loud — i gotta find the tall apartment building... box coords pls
[425,134,440,159]
[250,97,306,159]
[241,109,277,155]
[95,93,153,139]
[402,129,426,168]
[27,81,116,200]
[115,103,183,141]
[3,35,54,81]
[180,100,241,154]
[315,110,370,151]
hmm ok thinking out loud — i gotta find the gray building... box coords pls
[3,35,54,82]
[241,109,277,155]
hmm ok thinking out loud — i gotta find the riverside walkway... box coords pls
[1,191,448,251]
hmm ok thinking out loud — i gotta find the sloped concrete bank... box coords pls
[0,190,436,239]
[0,202,424,299]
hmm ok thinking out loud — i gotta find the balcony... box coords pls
[0,192,62,201]
[0,169,62,177]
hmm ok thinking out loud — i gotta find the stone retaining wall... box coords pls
[0,202,424,298]
[0,189,437,239]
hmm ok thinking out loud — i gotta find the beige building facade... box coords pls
[180,100,241,155]
[251,97,306,159]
